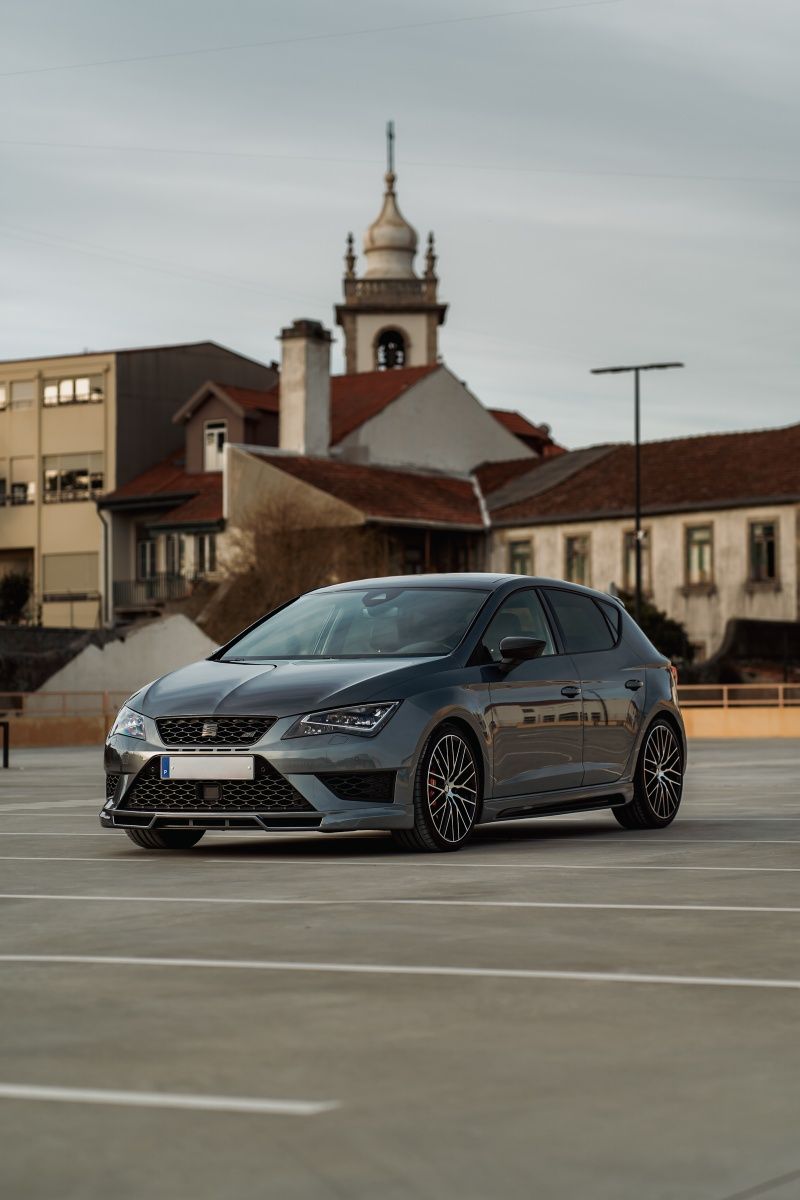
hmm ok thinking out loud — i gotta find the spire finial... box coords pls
[425,231,437,279]
[386,120,395,174]
[345,232,356,278]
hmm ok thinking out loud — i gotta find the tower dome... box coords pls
[362,169,418,279]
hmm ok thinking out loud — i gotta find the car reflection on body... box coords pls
[102,573,686,853]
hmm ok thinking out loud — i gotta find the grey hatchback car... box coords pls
[102,574,686,853]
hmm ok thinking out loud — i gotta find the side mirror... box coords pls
[499,636,547,663]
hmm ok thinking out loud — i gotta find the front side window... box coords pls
[685,525,713,586]
[10,380,35,411]
[43,452,104,502]
[481,590,556,663]
[220,587,489,661]
[749,521,777,582]
[565,534,591,586]
[204,421,227,471]
[543,588,615,654]
[508,539,533,576]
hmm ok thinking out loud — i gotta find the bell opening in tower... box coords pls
[375,328,407,370]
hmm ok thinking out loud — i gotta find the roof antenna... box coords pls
[386,119,395,175]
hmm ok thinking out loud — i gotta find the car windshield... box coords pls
[220,587,489,660]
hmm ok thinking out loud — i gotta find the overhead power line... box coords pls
[0,137,795,187]
[0,1,621,79]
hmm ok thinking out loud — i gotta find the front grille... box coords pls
[121,756,314,814]
[105,774,118,800]
[317,771,396,803]
[156,716,274,746]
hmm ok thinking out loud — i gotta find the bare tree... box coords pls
[199,494,384,643]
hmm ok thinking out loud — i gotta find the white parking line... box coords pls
[3,855,800,874]
[2,892,800,915]
[2,953,800,992]
[4,833,800,845]
[0,1083,337,1117]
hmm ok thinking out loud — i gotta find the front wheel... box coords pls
[613,718,684,830]
[125,828,205,850]
[392,723,481,853]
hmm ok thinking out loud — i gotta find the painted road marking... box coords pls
[1,892,800,915]
[0,1082,337,1116]
[3,953,800,992]
[3,854,800,874]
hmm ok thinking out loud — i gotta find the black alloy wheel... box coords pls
[613,718,684,829]
[393,722,481,852]
[124,828,205,850]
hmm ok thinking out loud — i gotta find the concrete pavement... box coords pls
[0,740,799,1199]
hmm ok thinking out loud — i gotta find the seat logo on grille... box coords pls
[201,721,218,738]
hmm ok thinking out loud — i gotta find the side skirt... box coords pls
[487,782,634,824]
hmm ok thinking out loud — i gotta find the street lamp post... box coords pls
[590,362,684,623]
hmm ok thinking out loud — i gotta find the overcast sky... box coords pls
[2,0,798,449]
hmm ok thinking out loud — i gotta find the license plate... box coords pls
[160,755,254,781]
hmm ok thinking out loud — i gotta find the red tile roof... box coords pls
[104,452,192,501]
[257,453,484,527]
[492,424,800,525]
[149,477,223,527]
[489,409,549,439]
[211,365,439,443]
[102,454,223,526]
[474,457,542,496]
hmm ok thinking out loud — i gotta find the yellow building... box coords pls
[0,342,276,627]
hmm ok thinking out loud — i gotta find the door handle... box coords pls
[625,679,644,691]
[561,685,581,698]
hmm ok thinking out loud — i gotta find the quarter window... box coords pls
[544,588,615,654]
[749,521,777,582]
[43,453,104,502]
[685,525,713,586]
[508,539,533,576]
[564,534,591,586]
[481,590,556,663]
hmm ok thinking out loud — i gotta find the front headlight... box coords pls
[110,705,146,740]
[283,702,400,739]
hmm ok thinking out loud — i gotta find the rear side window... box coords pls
[543,589,615,654]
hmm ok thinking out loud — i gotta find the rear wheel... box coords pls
[124,828,205,850]
[613,718,684,830]
[392,723,481,853]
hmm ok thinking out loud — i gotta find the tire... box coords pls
[124,828,205,850]
[613,718,684,830]
[392,723,481,853]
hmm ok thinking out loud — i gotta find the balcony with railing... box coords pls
[112,573,201,611]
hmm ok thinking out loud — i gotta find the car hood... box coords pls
[128,656,440,720]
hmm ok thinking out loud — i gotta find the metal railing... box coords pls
[678,683,800,708]
[0,691,130,720]
[113,573,200,608]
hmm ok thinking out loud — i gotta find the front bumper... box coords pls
[101,708,423,833]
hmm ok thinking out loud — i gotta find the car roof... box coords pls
[314,573,624,606]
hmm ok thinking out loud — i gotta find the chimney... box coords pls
[278,319,332,456]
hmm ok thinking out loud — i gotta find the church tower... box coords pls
[335,123,447,374]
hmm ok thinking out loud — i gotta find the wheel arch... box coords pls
[425,715,487,818]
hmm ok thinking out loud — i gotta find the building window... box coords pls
[375,328,407,370]
[685,524,713,586]
[749,521,777,582]
[10,456,36,504]
[43,375,104,406]
[10,380,35,411]
[508,539,533,575]
[165,533,186,577]
[565,534,591,586]
[136,540,157,580]
[43,452,104,502]
[42,552,99,600]
[623,529,652,594]
[0,384,6,411]
[196,533,217,576]
[203,420,227,472]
